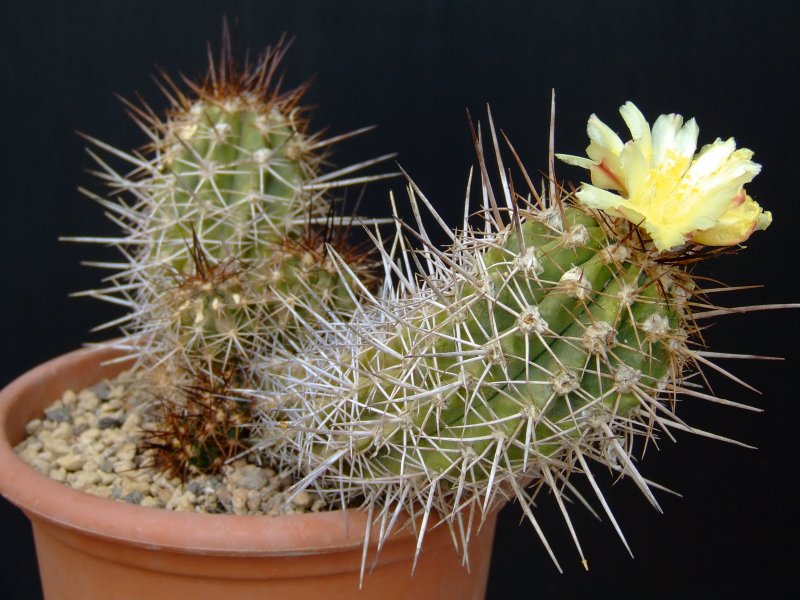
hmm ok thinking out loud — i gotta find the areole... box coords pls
[0,346,496,600]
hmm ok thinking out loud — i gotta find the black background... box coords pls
[1,1,798,598]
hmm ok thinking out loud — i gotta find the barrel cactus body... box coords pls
[267,103,773,569]
[115,52,373,379]
[279,198,682,562]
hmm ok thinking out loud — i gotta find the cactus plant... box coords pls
[255,100,782,572]
[65,30,789,576]
[72,36,393,478]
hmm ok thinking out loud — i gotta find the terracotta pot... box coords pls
[0,347,497,600]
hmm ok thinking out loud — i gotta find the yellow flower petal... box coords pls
[575,184,628,213]
[618,141,650,199]
[686,138,736,181]
[619,101,651,158]
[651,113,684,166]
[674,118,699,165]
[554,153,595,169]
[691,195,772,246]
[647,223,690,251]
[587,114,624,156]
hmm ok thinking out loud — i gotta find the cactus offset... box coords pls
[74,38,392,477]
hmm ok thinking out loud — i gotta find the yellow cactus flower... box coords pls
[556,102,771,251]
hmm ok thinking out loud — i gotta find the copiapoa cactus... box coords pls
[71,33,394,478]
[252,99,788,574]
[68,31,791,577]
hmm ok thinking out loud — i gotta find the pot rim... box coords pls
[0,346,417,557]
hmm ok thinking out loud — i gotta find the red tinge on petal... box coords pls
[730,189,746,208]
[592,159,627,194]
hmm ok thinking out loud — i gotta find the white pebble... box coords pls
[57,454,86,472]
[77,390,100,412]
[247,490,263,512]
[79,428,101,444]
[25,419,42,436]
[100,472,117,486]
[49,467,67,482]
[292,491,312,508]
[140,496,160,508]
[51,422,72,441]
[71,470,100,489]
[62,390,78,407]
[233,465,269,490]
[117,443,137,462]
[166,490,196,512]
[123,481,152,496]
[86,485,112,499]
[114,460,135,473]
[232,489,249,515]
[121,413,141,433]
[47,439,71,458]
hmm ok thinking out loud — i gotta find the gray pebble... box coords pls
[123,491,145,505]
[72,423,90,436]
[98,416,124,430]
[216,488,234,513]
[44,406,72,423]
[187,481,205,496]
[92,381,111,401]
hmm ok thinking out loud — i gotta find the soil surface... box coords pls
[15,375,325,515]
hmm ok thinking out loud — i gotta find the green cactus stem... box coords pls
[72,37,394,478]
[260,110,772,573]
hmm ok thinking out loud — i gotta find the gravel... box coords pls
[15,375,326,516]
